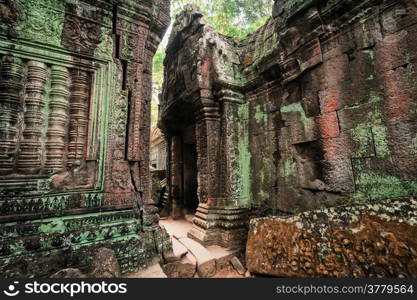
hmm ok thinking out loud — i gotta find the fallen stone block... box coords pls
[246,198,417,277]
[206,245,238,270]
[89,248,121,278]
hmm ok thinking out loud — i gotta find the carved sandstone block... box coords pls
[247,198,417,277]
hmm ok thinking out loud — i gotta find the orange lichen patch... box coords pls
[247,215,417,277]
[318,112,340,139]
[243,55,252,65]
[319,89,341,113]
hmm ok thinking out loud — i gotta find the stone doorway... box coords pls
[160,91,250,249]
[181,125,199,215]
[183,143,199,214]
[169,122,199,219]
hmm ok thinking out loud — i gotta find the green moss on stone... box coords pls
[412,136,417,154]
[238,103,252,205]
[254,104,267,124]
[16,0,65,47]
[355,171,417,201]
[280,102,309,128]
[372,125,391,158]
[280,158,296,178]
[38,219,66,234]
[352,124,373,158]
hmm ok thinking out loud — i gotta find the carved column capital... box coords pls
[216,88,245,104]
[195,90,220,123]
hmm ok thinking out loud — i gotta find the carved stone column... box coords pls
[188,90,249,249]
[219,89,251,207]
[67,69,90,167]
[194,94,221,205]
[45,66,71,172]
[0,56,24,175]
[17,61,48,174]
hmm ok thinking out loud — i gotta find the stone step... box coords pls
[176,236,216,278]
[163,252,197,278]
[206,245,239,270]
[160,218,243,278]
[164,236,189,263]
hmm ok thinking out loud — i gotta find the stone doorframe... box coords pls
[165,87,250,249]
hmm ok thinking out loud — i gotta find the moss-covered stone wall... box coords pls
[0,0,170,277]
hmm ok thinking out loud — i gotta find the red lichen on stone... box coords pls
[318,112,340,139]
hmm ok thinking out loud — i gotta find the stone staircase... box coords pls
[160,218,245,278]
[128,218,248,278]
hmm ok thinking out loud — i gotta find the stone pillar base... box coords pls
[187,203,249,249]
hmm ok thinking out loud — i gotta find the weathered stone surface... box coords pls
[126,263,168,279]
[230,256,246,276]
[89,248,121,278]
[247,198,417,277]
[50,268,87,278]
[163,253,197,278]
[4,0,416,279]
[164,236,189,263]
[178,237,216,278]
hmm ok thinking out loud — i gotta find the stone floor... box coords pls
[160,215,194,238]
[129,216,248,278]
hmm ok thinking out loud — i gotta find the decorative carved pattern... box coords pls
[67,69,90,166]
[17,61,48,174]
[45,65,71,172]
[111,94,128,137]
[0,55,24,175]
[16,0,64,46]
[126,65,143,162]
[62,11,102,56]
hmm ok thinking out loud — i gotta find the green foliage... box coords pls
[151,50,165,127]
[172,0,272,39]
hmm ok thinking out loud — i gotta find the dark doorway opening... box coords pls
[181,124,198,214]
[183,143,198,214]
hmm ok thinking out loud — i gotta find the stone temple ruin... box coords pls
[160,0,417,277]
[1,0,417,278]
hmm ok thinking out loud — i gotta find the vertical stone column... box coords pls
[0,56,24,175]
[188,91,249,249]
[17,61,48,174]
[376,19,416,158]
[195,96,221,205]
[67,69,90,167]
[218,89,250,207]
[45,66,71,172]
[170,135,184,219]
